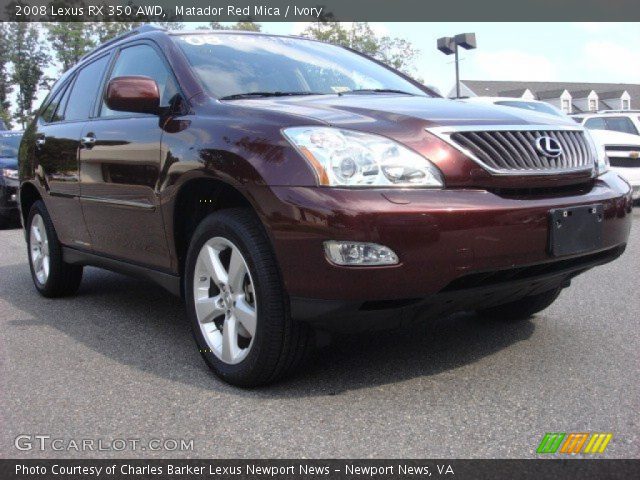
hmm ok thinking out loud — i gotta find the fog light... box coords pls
[10,194,17,202]
[324,241,399,266]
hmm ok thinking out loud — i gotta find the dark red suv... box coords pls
[18,27,633,386]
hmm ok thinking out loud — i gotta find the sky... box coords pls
[265,22,640,95]
[9,22,640,129]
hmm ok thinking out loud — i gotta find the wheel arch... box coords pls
[19,181,42,231]
[170,175,273,279]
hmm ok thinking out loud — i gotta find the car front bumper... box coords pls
[253,172,633,327]
[0,177,19,219]
[611,167,640,200]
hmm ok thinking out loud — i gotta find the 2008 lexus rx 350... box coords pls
[18,28,633,386]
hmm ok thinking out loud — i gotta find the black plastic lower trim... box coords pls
[62,247,181,296]
[291,244,625,333]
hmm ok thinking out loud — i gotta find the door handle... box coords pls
[81,135,96,148]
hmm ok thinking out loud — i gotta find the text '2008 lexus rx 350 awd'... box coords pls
[18,27,633,386]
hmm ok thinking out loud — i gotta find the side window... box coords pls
[101,44,178,117]
[604,116,639,135]
[584,117,606,130]
[55,81,74,121]
[63,55,110,122]
[41,82,69,123]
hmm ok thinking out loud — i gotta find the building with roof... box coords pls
[450,81,639,114]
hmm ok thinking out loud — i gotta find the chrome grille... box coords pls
[441,128,594,174]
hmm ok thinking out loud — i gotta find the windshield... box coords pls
[0,134,21,158]
[494,100,564,117]
[174,33,428,99]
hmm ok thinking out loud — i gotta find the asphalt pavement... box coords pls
[0,210,638,459]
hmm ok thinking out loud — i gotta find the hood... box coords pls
[589,129,640,147]
[226,95,579,130]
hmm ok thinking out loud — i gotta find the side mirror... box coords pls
[104,76,160,115]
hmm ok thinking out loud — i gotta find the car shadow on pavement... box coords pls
[1,262,535,397]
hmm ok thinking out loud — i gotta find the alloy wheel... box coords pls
[193,237,257,364]
[30,213,50,285]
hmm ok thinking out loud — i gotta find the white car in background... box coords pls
[460,97,640,201]
[572,111,640,201]
[572,111,640,137]
[589,129,640,201]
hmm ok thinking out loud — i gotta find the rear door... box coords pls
[32,55,110,247]
[33,79,84,247]
[78,42,179,269]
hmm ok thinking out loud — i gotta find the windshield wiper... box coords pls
[219,91,326,100]
[339,88,417,96]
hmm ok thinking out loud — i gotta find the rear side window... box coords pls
[41,82,70,123]
[604,116,638,135]
[100,44,178,117]
[63,55,110,122]
[584,117,606,130]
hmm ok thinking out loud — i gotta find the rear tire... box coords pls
[185,208,312,387]
[476,287,562,320]
[26,200,83,297]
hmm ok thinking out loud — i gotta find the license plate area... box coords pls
[549,204,603,257]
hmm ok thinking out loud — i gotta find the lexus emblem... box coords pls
[535,136,562,158]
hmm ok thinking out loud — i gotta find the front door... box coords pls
[79,43,180,270]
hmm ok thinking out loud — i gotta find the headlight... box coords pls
[283,127,444,187]
[584,129,609,176]
[1,168,19,180]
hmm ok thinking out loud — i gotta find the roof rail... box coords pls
[79,24,166,62]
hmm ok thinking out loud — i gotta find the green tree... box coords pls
[233,22,261,32]
[153,22,185,30]
[0,23,12,128]
[302,22,420,78]
[90,0,151,42]
[93,21,186,44]
[207,21,262,32]
[8,23,50,128]
[0,106,10,130]
[92,22,143,43]
[45,22,96,72]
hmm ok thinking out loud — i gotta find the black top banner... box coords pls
[0,0,639,22]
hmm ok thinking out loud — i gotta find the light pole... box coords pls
[437,33,477,98]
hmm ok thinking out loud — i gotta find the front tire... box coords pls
[476,287,562,320]
[185,208,312,387]
[26,200,83,297]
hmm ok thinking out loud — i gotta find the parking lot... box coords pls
[0,209,638,459]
